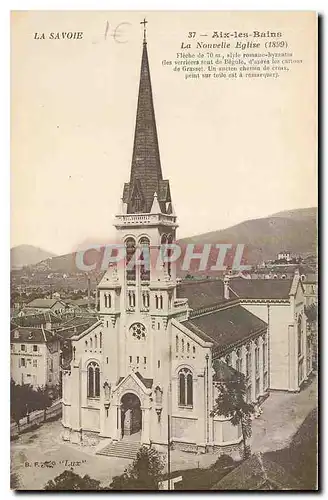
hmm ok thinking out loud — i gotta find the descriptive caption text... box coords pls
[163,30,303,80]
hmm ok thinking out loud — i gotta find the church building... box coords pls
[61,28,312,455]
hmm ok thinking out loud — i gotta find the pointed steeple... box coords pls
[122,25,172,214]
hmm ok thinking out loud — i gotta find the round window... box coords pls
[130,322,146,340]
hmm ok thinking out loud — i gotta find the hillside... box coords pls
[179,207,317,266]
[11,245,56,269]
[24,207,317,274]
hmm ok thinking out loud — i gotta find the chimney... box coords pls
[224,275,230,300]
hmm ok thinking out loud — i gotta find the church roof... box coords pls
[177,279,233,311]
[229,278,292,300]
[122,37,171,214]
[182,304,267,355]
[211,453,301,490]
[56,317,99,340]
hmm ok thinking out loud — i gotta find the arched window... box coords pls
[255,340,259,374]
[167,234,173,277]
[85,340,88,349]
[139,237,150,281]
[246,345,251,379]
[95,335,97,349]
[159,295,163,309]
[298,316,303,357]
[176,335,179,352]
[178,368,193,406]
[90,338,93,350]
[236,348,242,373]
[142,291,149,309]
[99,332,102,349]
[87,362,100,398]
[128,290,136,308]
[130,322,146,340]
[125,238,136,281]
[107,294,111,308]
[192,346,196,356]
[262,336,267,370]
[187,342,190,354]
[181,339,185,353]
[161,234,168,275]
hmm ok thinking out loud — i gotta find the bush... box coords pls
[44,470,101,490]
[109,446,165,490]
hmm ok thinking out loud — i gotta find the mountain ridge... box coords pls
[13,207,317,272]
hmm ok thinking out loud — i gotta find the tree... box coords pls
[211,373,255,459]
[10,379,35,428]
[10,469,20,490]
[109,446,165,490]
[36,385,53,420]
[44,470,101,490]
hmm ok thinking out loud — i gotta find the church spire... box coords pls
[122,22,172,214]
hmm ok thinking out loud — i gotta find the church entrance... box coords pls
[121,393,142,440]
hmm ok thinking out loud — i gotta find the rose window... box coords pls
[130,322,146,340]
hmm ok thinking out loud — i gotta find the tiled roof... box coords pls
[182,304,267,354]
[56,318,99,340]
[10,326,58,344]
[229,278,292,300]
[211,453,301,490]
[68,298,95,307]
[177,279,232,311]
[135,371,153,389]
[118,372,153,389]
[25,298,65,309]
[12,311,62,328]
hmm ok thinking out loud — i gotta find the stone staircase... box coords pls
[96,440,141,460]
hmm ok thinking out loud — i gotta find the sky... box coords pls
[11,11,317,255]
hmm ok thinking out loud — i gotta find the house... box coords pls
[10,326,61,387]
[211,452,301,490]
[25,298,67,314]
[11,311,62,331]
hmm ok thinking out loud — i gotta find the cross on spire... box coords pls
[140,18,148,43]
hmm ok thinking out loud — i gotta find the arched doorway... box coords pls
[121,393,142,439]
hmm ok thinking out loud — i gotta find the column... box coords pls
[259,337,264,396]
[141,406,150,444]
[251,341,256,402]
[70,361,82,443]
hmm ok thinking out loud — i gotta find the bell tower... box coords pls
[98,22,183,388]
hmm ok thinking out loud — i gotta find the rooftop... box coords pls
[12,311,62,328]
[211,453,301,490]
[56,317,99,340]
[183,303,267,354]
[25,298,65,309]
[229,278,292,300]
[10,326,59,344]
[177,279,232,311]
